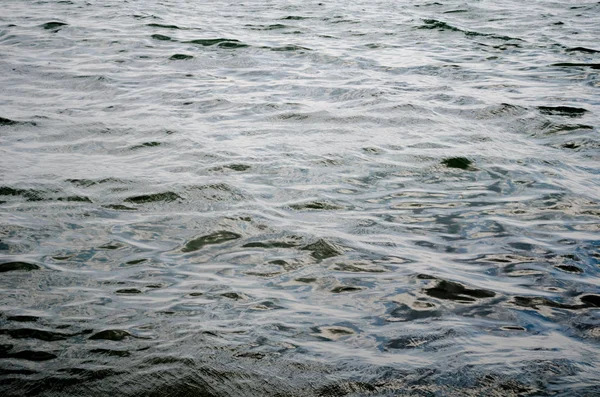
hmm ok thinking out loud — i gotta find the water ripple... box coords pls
[1,0,599,395]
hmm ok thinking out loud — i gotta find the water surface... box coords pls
[1,0,599,395]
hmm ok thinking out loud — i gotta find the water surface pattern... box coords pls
[1,0,599,395]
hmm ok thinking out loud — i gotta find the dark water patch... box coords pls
[289,201,343,210]
[57,195,92,203]
[248,24,288,30]
[186,38,241,46]
[7,315,39,322]
[218,41,249,49]
[295,277,316,283]
[244,270,282,277]
[169,53,193,60]
[0,190,92,203]
[0,349,57,361]
[473,254,536,265]
[555,265,583,273]
[125,191,182,204]
[492,43,523,50]
[419,19,458,32]
[566,47,600,54]
[444,9,468,13]
[66,177,124,187]
[419,19,521,41]
[89,329,133,341]
[485,103,527,117]
[0,262,41,272]
[133,14,160,20]
[66,178,96,187]
[225,163,250,171]
[242,239,300,249]
[115,288,142,294]
[312,326,355,341]
[580,295,600,307]
[249,301,283,311]
[52,255,72,260]
[125,258,146,265]
[0,116,19,126]
[441,157,474,170]
[265,24,289,30]
[102,204,137,211]
[275,112,313,121]
[301,239,343,260]
[41,21,68,31]
[331,261,387,273]
[501,326,526,331]
[561,142,580,150]
[0,186,46,201]
[181,231,241,253]
[147,23,181,29]
[270,45,311,52]
[326,18,359,24]
[538,106,588,117]
[282,16,308,20]
[424,279,496,303]
[0,328,72,341]
[560,254,580,261]
[234,351,265,359]
[267,258,306,272]
[330,285,363,293]
[512,296,561,309]
[511,296,597,310]
[220,292,246,300]
[544,124,594,135]
[477,33,520,41]
[362,146,384,154]
[151,34,172,41]
[98,242,124,250]
[551,62,600,70]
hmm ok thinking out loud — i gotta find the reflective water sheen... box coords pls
[1,0,599,395]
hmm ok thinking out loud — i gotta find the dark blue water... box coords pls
[1,0,599,395]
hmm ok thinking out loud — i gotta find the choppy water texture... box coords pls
[1,0,599,395]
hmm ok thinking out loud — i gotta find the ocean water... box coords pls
[1,0,599,395]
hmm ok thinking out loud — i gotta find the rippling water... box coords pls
[1,0,599,395]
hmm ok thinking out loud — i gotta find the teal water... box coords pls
[1,1,599,395]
